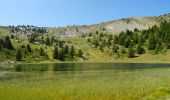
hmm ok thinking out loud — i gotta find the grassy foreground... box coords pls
[1,68,170,100]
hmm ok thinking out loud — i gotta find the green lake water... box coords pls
[1,63,170,100]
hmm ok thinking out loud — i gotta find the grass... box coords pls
[1,67,170,100]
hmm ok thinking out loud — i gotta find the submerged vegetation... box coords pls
[1,63,170,100]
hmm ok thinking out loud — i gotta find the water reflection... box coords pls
[8,63,170,72]
[1,63,170,80]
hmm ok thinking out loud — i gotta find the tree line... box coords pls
[87,20,170,58]
[9,25,47,36]
[0,35,83,61]
[0,36,14,50]
[16,44,83,61]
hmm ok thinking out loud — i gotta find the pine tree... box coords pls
[127,47,135,58]
[45,37,51,46]
[27,44,32,53]
[148,33,156,50]
[53,46,59,59]
[124,36,131,48]
[0,38,4,49]
[39,47,46,56]
[77,49,83,57]
[112,45,119,53]
[70,45,75,58]
[51,36,55,44]
[138,35,144,45]
[16,49,22,61]
[118,32,126,45]
[136,44,145,54]
[58,41,63,48]
[5,36,14,50]
[155,41,163,54]
[59,49,65,61]
[63,45,69,54]
[29,34,36,43]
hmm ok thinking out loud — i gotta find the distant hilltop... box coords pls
[1,13,170,38]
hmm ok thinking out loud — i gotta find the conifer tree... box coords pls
[53,46,59,59]
[77,49,83,57]
[45,36,51,46]
[69,45,75,58]
[5,36,14,50]
[63,45,69,54]
[148,33,156,50]
[59,49,65,61]
[39,47,46,56]
[136,44,145,54]
[16,49,22,61]
[27,44,32,53]
[127,47,135,58]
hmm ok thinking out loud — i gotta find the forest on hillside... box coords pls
[0,20,170,63]
[87,20,170,58]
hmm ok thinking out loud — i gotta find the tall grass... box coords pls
[1,68,170,100]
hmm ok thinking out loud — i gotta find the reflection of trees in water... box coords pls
[14,64,49,72]
[5,63,170,73]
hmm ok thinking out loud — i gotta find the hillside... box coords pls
[0,13,170,64]
[49,13,170,38]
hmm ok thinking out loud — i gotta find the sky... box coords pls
[0,0,170,27]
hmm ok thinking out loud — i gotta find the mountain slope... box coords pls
[49,13,170,37]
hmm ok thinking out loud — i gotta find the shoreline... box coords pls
[2,60,170,65]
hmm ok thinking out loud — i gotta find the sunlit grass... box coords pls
[1,68,170,100]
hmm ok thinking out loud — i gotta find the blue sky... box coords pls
[0,0,169,27]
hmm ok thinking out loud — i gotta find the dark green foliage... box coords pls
[58,41,63,48]
[124,36,131,48]
[127,47,135,58]
[0,38,5,49]
[53,46,59,59]
[69,45,75,58]
[77,49,83,57]
[87,38,91,42]
[59,49,65,61]
[120,47,126,54]
[5,36,14,50]
[107,38,112,47]
[136,44,145,54]
[63,45,69,54]
[155,41,163,54]
[99,45,104,52]
[45,37,51,46]
[118,32,126,45]
[112,45,119,53]
[16,49,22,61]
[51,36,55,43]
[138,35,145,45]
[134,28,139,32]
[39,47,46,56]
[27,44,32,53]
[11,35,14,39]
[148,33,156,50]
[29,34,37,43]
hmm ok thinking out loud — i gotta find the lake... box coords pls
[1,63,170,100]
